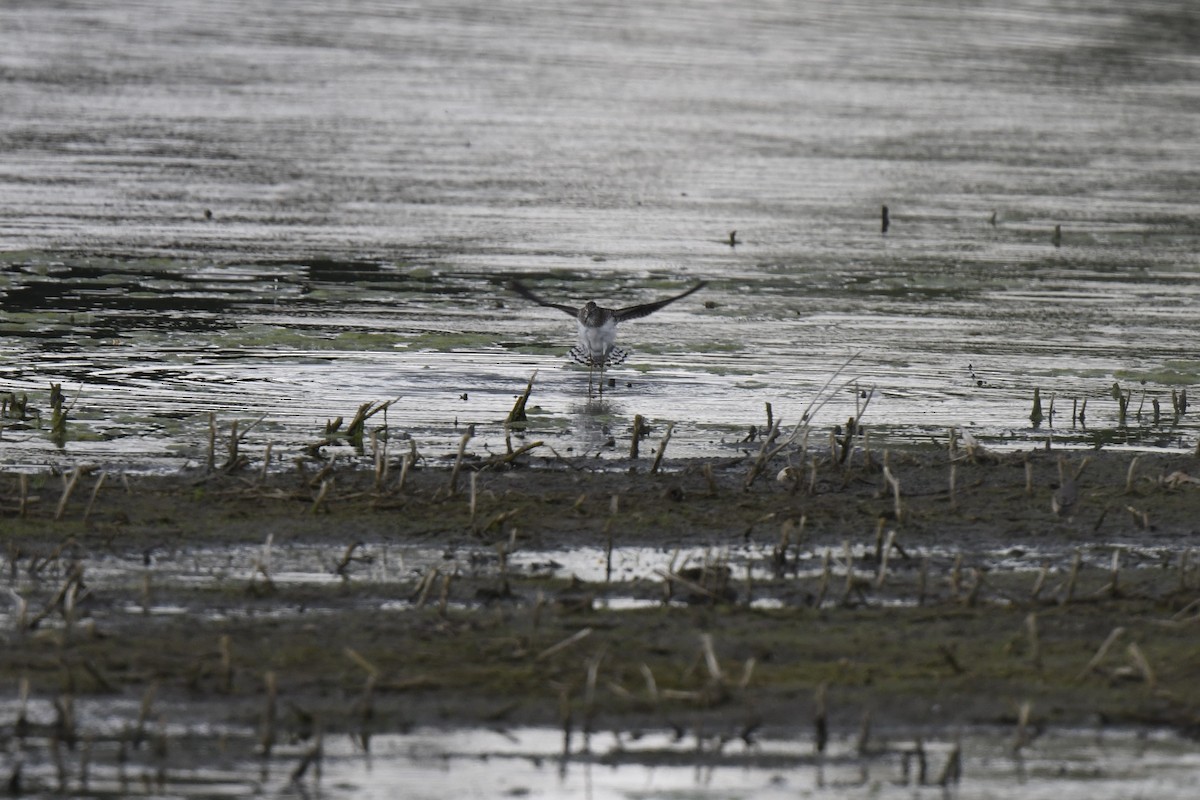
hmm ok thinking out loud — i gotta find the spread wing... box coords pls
[509,280,579,317]
[612,280,707,323]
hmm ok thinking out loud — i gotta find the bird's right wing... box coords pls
[509,280,579,317]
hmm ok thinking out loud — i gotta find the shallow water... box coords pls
[2,0,1200,469]
[6,713,1200,800]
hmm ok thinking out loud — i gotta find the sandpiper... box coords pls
[510,278,707,396]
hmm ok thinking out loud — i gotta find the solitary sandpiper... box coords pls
[510,279,707,396]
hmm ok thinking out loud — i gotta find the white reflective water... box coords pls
[2,0,1200,469]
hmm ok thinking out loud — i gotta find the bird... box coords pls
[509,278,708,397]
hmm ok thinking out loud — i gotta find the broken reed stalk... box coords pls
[437,573,451,617]
[310,479,332,515]
[413,567,439,608]
[82,471,106,523]
[630,414,644,458]
[815,549,831,607]
[1029,388,1044,427]
[505,370,537,426]
[1125,456,1140,493]
[700,633,723,683]
[260,671,277,757]
[448,428,473,494]
[468,472,478,526]
[132,683,158,749]
[219,635,233,693]
[1060,549,1082,605]
[876,529,896,588]
[1109,549,1121,597]
[1077,627,1124,680]
[18,473,28,517]
[55,467,83,520]
[1025,613,1042,670]
[397,451,412,492]
[260,442,273,482]
[1030,564,1049,600]
[948,462,957,509]
[1024,456,1033,496]
[813,683,828,755]
[649,421,675,475]
[883,463,902,521]
[1013,700,1033,753]
[840,539,856,604]
[1127,643,1156,689]
[918,556,928,606]
[207,412,217,471]
[536,627,593,661]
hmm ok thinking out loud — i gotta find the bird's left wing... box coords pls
[612,280,708,323]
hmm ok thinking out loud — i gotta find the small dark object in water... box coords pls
[881,205,890,234]
[1052,224,1062,247]
[728,230,739,246]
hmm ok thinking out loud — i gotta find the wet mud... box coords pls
[6,442,1200,756]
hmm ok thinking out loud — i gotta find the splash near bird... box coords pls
[510,279,707,397]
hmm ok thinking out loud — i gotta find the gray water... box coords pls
[2,0,1200,469]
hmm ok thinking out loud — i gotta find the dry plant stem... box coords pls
[1127,643,1156,689]
[448,430,472,494]
[1077,627,1125,680]
[1060,549,1082,605]
[630,414,644,459]
[1030,564,1049,600]
[536,627,593,661]
[397,452,412,492]
[883,465,902,521]
[82,471,106,523]
[468,472,478,525]
[260,443,273,482]
[948,462,957,509]
[876,529,896,588]
[814,683,829,754]
[700,633,723,682]
[1025,613,1042,669]
[207,412,216,471]
[56,467,83,520]
[649,422,675,475]
[1125,456,1140,493]
[506,370,537,426]
[310,479,332,515]
[260,671,277,757]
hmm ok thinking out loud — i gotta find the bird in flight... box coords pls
[510,278,707,396]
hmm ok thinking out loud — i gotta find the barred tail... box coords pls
[568,345,630,367]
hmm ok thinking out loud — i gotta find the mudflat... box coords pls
[6,441,1200,749]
